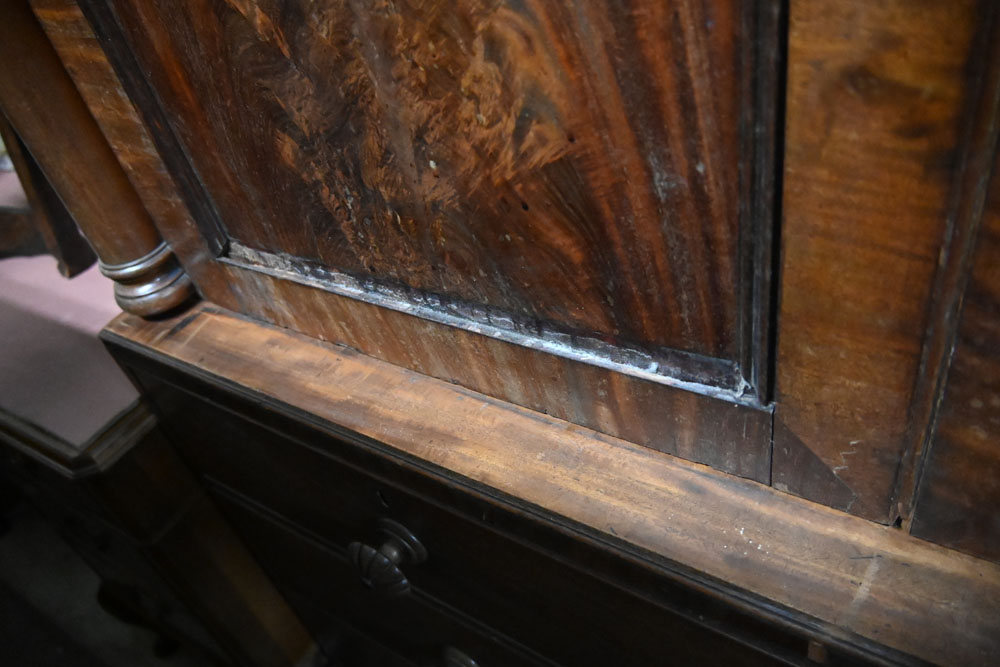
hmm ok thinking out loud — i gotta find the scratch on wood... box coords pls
[845,554,882,624]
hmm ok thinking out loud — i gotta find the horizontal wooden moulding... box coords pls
[103,302,1000,666]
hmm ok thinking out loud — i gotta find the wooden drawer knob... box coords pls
[347,518,427,595]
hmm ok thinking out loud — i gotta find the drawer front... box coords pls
[212,484,543,667]
[281,590,420,667]
[144,375,796,667]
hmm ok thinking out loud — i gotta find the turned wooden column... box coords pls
[0,0,193,316]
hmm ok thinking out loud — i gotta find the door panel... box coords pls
[62,0,781,479]
[25,0,1000,558]
[102,0,763,368]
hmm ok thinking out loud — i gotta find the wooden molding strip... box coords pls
[0,400,155,479]
[103,303,1000,666]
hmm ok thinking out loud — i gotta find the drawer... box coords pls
[282,591,420,667]
[145,376,800,667]
[211,483,544,667]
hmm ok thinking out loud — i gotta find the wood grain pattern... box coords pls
[217,261,774,481]
[104,303,1000,666]
[910,132,1000,563]
[892,4,1000,530]
[117,348,825,664]
[57,0,776,478]
[0,0,194,316]
[773,0,988,521]
[29,0,220,278]
[0,0,159,265]
[102,0,774,369]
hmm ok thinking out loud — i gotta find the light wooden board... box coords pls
[105,303,1000,666]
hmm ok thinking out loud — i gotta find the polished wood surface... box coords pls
[56,0,778,481]
[11,1,1000,660]
[104,0,771,363]
[0,0,194,316]
[773,0,995,522]
[890,3,1000,532]
[191,245,777,479]
[49,0,1000,534]
[29,0,217,272]
[910,119,1000,563]
[0,0,159,264]
[104,303,1000,665]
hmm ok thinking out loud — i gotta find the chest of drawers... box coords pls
[4,0,1000,663]
[99,305,1000,666]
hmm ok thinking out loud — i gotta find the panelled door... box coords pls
[34,0,1000,550]
[72,0,783,482]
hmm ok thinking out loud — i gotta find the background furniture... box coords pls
[0,256,314,666]
[0,117,95,273]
